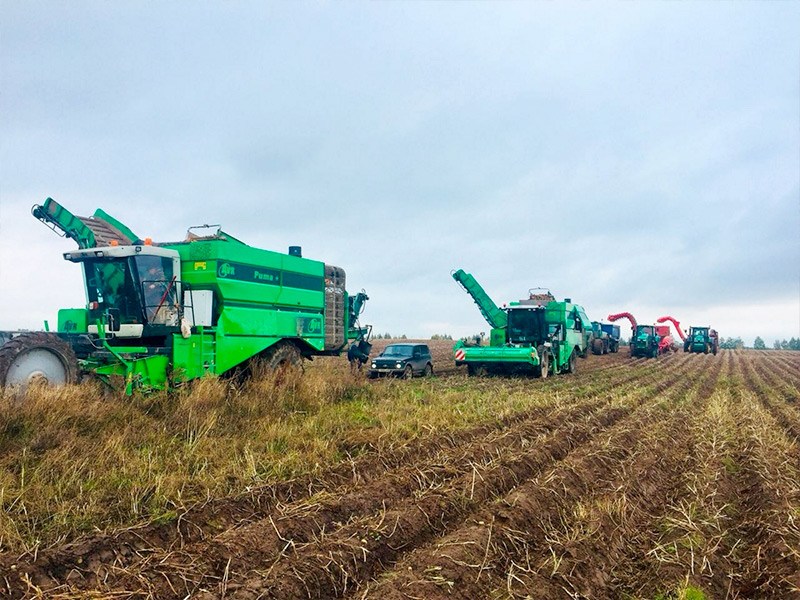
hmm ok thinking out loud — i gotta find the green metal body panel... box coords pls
[172,330,217,381]
[454,340,540,366]
[93,208,139,242]
[489,328,506,347]
[94,354,170,393]
[165,240,333,375]
[58,308,88,333]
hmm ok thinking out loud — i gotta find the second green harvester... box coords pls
[451,269,590,377]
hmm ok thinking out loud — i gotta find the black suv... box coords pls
[369,344,434,378]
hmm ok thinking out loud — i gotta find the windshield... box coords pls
[382,345,413,357]
[638,326,654,335]
[508,308,545,344]
[83,255,177,325]
[84,259,142,323]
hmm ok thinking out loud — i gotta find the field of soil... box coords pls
[2,345,799,599]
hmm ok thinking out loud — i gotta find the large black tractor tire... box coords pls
[246,342,304,384]
[0,332,79,392]
[592,338,604,355]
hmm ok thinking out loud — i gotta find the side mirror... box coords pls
[106,308,121,332]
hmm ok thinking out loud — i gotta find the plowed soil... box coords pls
[2,348,799,600]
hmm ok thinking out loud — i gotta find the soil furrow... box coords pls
[0,354,688,595]
[342,357,705,600]
[487,351,727,599]
[724,355,800,597]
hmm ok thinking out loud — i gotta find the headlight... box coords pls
[371,362,376,368]
[396,362,402,369]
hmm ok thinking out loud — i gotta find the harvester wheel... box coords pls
[567,351,577,374]
[250,342,303,383]
[0,332,79,392]
[537,346,549,379]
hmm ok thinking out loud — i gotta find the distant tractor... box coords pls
[630,325,660,358]
[608,312,662,358]
[0,198,370,393]
[451,269,590,377]
[684,326,719,355]
[590,322,620,354]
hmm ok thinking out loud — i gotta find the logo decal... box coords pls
[218,262,236,278]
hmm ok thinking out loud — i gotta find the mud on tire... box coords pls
[0,332,79,390]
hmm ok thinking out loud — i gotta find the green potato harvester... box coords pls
[0,198,369,393]
[451,269,590,377]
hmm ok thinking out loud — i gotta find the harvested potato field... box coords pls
[1,346,799,599]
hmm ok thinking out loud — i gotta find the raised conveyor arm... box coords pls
[32,198,137,248]
[656,316,686,341]
[608,312,638,333]
[452,269,507,329]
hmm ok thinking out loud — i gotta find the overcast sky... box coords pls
[1,1,798,345]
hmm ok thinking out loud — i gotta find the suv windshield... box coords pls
[383,345,413,357]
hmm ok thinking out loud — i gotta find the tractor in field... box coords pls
[590,322,620,354]
[0,198,370,393]
[684,326,719,355]
[608,312,680,358]
[451,269,590,377]
[609,312,659,358]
